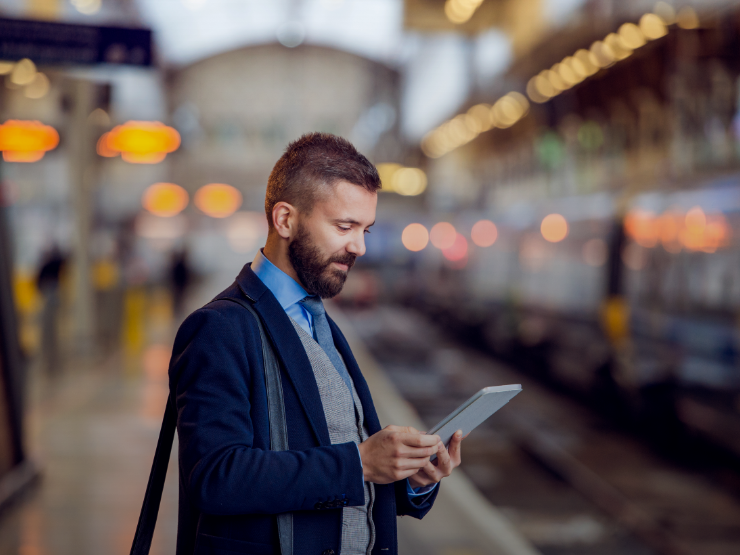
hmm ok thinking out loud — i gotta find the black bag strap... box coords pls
[129,290,293,555]
[129,393,177,555]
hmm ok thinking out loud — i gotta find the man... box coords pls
[170,133,465,555]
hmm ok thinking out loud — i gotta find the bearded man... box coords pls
[170,133,465,555]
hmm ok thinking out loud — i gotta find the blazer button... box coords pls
[322,550,335,555]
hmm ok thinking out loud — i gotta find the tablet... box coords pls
[428,384,521,458]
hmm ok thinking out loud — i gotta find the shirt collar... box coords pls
[251,249,309,310]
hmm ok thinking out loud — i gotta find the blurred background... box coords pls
[0,0,739,554]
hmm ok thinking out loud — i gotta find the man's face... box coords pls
[288,180,377,298]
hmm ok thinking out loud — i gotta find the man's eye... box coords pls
[364,229,371,234]
[338,226,350,232]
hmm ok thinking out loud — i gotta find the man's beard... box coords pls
[288,223,356,299]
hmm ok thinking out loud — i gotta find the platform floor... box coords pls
[0,292,535,555]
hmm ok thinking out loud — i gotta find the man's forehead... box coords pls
[316,180,377,219]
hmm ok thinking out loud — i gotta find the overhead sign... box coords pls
[0,17,152,67]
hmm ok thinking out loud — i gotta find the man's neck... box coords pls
[262,235,304,287]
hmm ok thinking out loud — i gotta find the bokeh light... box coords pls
[540,214,568,243]
[402,223,429,252]
[393,168,427,196]
[142,183,189,217]
[106,121,181,164]
[639,13,667,40]
[96,132,118,157]
[195,183,243,218]
[443,233,468,261]
[624,209,658,248]
[430,222,457,249]
[471,220,498,247]
[0,120,59,162]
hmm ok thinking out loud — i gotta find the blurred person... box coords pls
[169,133,465,554]
[169,247,191,319]
[36,245,66,373]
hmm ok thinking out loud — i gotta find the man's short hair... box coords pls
[265,132,381,228]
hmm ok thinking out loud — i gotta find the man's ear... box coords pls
[272,201,296,240]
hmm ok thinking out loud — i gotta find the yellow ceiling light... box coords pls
[526,76,550,103]
[10,59,36,86]
[546,68,568,92]
[105,121,181,164]
[531,73,556,101]
[142,182,189,218]
[618,22,646,49]
[640,13,668,40]
[376,162,402,192]
[492,96,519,128]
[574,49,599,76]
[604,33,632,61]
[676,7,699,29]
[195,183,243,218]
[393,168,427,196]
[563,56,587,81]
[0,120,59,162]
[554,62,578,87]
[590,40,616,67]
[467,104,494,132]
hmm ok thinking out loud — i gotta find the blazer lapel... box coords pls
[327,317,382,435]
[236,264,331,447]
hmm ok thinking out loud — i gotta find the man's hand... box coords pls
[407,430,465,489]
[358,425,440,484]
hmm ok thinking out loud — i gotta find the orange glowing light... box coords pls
[443,233,468,261]
[194,183,243,218]
[704,214,731,252]
[96,132,118,158]
[624,209,658,248]
[106,121,180,164]
[540,214,568,243]
[142,183,189,218]
[430,222,457,249]
[471,219,498,247]
[0,120,59,163]
[402,223,429,252]
[681,206,706,251]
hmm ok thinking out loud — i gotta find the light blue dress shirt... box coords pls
[251,249,436,498]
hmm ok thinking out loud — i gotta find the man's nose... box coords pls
[346,231,366,257]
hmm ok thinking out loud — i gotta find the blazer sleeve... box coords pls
[394,479,439,519]
[170,306,366,516]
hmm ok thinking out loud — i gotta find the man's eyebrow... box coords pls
[335,218,375,227]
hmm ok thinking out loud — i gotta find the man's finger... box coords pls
[448,430,463,465]
[395,426,419,434]
[421,460,441,483]
[400,433,440,448]
[398,445,438,459]
[436,442,452,473]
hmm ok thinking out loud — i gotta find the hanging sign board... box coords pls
[0,17,152,66]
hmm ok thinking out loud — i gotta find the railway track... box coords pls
[344,304,740,555]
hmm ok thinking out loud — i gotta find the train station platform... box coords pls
[0,292,538,555]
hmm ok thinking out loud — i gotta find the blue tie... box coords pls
[299,296,353,395]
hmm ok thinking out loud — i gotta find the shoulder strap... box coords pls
[129,291,293,555]
[129,394,176,555]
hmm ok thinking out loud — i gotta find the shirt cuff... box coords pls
[406,479,438,497]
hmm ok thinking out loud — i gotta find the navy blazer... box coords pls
[169,263,438,555]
